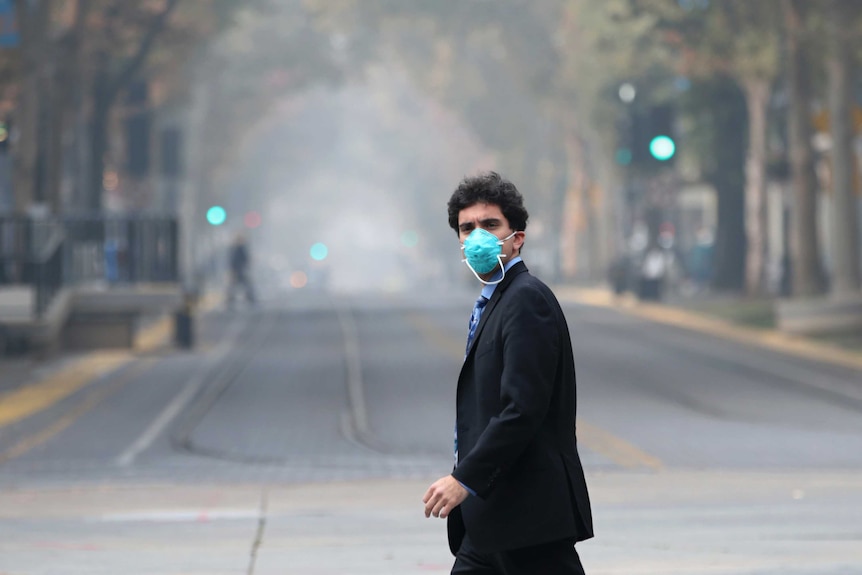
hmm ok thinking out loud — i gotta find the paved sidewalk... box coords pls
[0,479,453,575]
[2,470,862,574]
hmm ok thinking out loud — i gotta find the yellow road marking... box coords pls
[0,289,223,432]
[406,312,465,358]
[135,317,172,352]
[0,360,152,464]
[0,313,172,431]
[0,352,128,429]
[406,311,664,471]
[577,420,663,470]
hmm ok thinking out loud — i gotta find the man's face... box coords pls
[458,202,525,275]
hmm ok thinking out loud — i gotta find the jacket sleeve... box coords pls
[452,283,560,498]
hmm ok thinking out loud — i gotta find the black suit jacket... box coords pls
[448,261,594,554]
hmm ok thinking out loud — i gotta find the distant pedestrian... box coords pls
[423,172,593,574]
[637,246,666,301]
[607,254,631,296]
[226,233,256,309]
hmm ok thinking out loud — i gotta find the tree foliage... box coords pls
[4,0,857,296]
[3,0,246,212]
[297,0,859,293]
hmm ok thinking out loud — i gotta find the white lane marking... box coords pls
[335,305,369,436]
[115,318,246,467]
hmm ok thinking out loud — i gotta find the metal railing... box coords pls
[0,217,64,318]
[0,215,179,318]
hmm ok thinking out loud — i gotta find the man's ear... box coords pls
[514,231,526,252]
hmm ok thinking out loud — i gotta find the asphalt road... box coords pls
[1,286,861,574]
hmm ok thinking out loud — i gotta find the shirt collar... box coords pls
[480,256,522,300]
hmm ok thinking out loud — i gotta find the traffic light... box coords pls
[649,135,676,162]
[614,113,634,167]
[244,211,262,229]
[629,104,677,169]
[310,242,328,261]
[206,205,227,226]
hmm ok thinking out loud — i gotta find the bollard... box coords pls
[173,293,196,349]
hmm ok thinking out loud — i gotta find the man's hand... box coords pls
[423,475,469,519]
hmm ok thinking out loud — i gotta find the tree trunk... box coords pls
[562,127,586,281]
[743,78,770,296]
[33,69,51,208]
[45,60,68,214]
[827,0,861,296]
[11,0,52,214]
[707,79,747,292]
[82,0,182,213]
[86,60,111,213]
[712,177,747,292]
[62,0,93,213]
[783,0,826,297]
[578,136,603,282]
[535,113,571,284]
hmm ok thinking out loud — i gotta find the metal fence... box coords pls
[0,215,179,317]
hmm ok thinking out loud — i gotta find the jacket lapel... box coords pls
[463,261,528,359]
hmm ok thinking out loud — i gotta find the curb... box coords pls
[0,291,224,433]
[557,286,862,373]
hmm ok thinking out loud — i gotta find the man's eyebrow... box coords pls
[458,218,501,229]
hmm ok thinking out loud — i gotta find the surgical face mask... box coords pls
[461,228,516,285]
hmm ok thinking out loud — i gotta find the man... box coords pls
[423,172,593,574]
[227,233,256,309]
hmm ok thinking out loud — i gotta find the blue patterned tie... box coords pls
[465,295,489,355]
[456,295,488,464]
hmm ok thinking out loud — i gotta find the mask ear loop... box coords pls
[459,231,517,285]
[462,254,508,285]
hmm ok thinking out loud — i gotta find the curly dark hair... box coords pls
[447,172,530,233]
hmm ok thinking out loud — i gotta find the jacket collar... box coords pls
[489,259,526,297]
[464,260,528,358]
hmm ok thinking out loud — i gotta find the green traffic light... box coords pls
[615,148,633,166]
[310,242,328,261]
[649,135,676,161]
[206,206,227,226]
